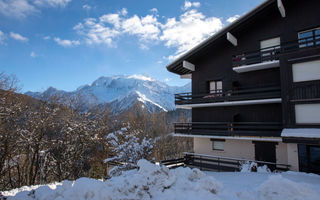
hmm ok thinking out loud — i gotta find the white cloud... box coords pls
[30,51,36,57]
[54,37,80,47]
[74,3,223,59]
[0,0,38,18]
[74,17,120,46]
[139,43,149,50]
[100,13,121,28]
[43,35,50,40]
[160,9,222,58]
[226,14,240,23]
[0,0,71,19]
[120,8,127,16]
[74,10,160,46]
[150,8,158,13]
[121,14,160,41]
[183,1,200,10]
[10,32,28,42]
[164,78,171,82]
[82,4,91,11]
[0,30,5,44]
[33,0,72,8]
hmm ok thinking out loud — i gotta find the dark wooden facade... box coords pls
[167,0,320,138]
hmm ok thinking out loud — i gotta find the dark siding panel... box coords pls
[189,0,320,128]
[192,104,282,123]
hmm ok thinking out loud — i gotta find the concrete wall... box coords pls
[276,142,288,164]
[194,137,255,160]
[287,143,299,171]
[193,137,299,171]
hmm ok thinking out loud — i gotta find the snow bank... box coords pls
[236,174,320,200]
[4,159,223,200]
[257,175,319,200]
[3,160,320,200]
[240,161,271,173]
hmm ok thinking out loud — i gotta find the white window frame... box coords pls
[260,37,281,62]
[292,59,320,82]
[298,27,320,48]
[211,139,225,151]
[295,103,320,124]
[209,80,223,94]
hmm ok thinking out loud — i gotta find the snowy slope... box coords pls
[25,75,190,113]
[3,160,320,200]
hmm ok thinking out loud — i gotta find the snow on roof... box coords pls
[281,128,320,138]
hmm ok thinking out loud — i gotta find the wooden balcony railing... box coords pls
[232,34,320,67]
[292,80,320,101]
[174,122,283,137]
[175,85,280,105]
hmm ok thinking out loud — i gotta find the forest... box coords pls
[0,73,192,191]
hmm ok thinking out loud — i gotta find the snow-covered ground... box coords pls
[2,160,320,200]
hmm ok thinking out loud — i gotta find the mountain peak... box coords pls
[26,75,190,114]
[127,74,154,82]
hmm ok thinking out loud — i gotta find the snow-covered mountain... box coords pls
[25,75,190,113]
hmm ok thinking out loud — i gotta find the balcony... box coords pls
[232,34,320,73]
[175,85,281,108]
[174,122,283,137]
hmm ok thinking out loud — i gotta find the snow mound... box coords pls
[257,175,320,200]
[237,174,320,200]
[5,160,223,200]
[5,161,319,200]
[240,161,271,173]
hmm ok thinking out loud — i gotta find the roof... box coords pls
[166,0,277,75]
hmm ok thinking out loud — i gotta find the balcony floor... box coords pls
[233,60,280,73]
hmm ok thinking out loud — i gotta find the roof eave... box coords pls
[165,0,275,75]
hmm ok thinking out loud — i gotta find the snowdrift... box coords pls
[3,160,320,200]
[4,160,222,200]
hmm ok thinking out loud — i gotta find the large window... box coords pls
[298,27,320,48]
[292,59,320,82]
[209,80,222,94]
[295,103,320,124]
[298,145,320,174]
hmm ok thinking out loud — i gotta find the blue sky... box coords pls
[0,0,263,92]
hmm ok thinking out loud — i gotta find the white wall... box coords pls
[287,143,299,171]
[193,137,298,171]
[194,137,255,160]
[292,60,320,82]
[276,142,288,164]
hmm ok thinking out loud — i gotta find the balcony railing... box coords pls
[232,34,320,67]
[174,122,283,137]
[161,153,291,172]
[175,85,280,105]
[292,80,320,101]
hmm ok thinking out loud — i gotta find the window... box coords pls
[209,80,222,94]
[292,59,320,82]
[211,139,225,151]
[295,104,320,124]
[298,145,320,174]
[260,37,280,62]
[298,27,320,48]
